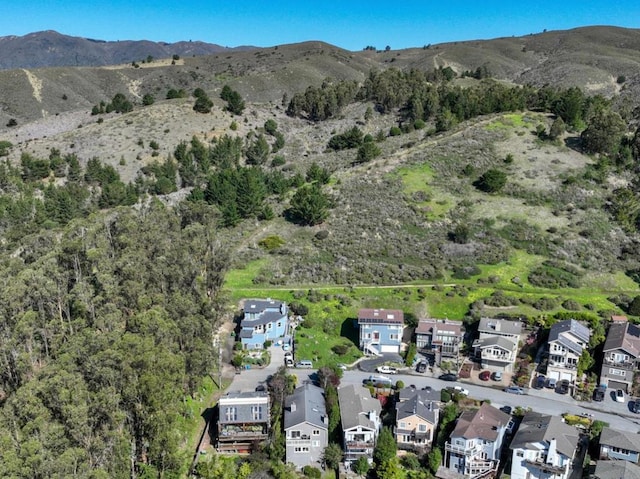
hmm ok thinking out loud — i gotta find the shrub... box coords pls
[289,302,309,316]
[389,126,402,136]
[271,156,286,167]
[302,466,321,478]
[331,344,350,355]
[474,169,507,193]
[258,235,285,251]
[264,340,272,348]
[355,141,381,164]
[414,119,426,130]
[327,126,364,151]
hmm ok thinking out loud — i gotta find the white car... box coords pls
[616,389,625,403]
[376,365,398,375]
[453,386,469,396]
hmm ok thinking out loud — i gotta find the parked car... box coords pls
[615,389,626,403]
[558,379,570,395]
[504,386,524,395]
[535,375,546,389]
[363,375,393,387]
[500,405,512,414]
[506,418,516,435]
[376,365,398,375]
[545,377,557,389]
[479,370,491,381]
[416,361,428,373]
[491,371,503,381]
[453,386,469,396]
[282,343,291,351]
[593,386,606,402]
[439,373,458,381]
[295,360,313,368]
[632,400,640,413]
[255,384,266,392]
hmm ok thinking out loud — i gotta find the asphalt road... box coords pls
[339,370,640,433]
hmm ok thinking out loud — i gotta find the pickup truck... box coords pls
[376,365,398,375]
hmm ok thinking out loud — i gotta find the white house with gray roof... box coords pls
[546,319,591,383]
[284,383,328,469]
[338,384,382,466]
[473,318,522,372]
[509,411,580,479]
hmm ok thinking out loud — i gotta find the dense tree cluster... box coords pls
[286,79,359,121]
[220,85,245,115]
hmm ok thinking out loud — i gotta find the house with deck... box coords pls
[509,411,580,479]
[472,318,522,372]
[441,403,510,479]
[239,299,288,349]
[395,388,440,452]
[600,318,640,393]
[216,391,270,454]
[599,427,640,463]
[284,383,329,469]
[416,319,465,363]
[546,319,590,384]
[358,308,404,355]
[338,384,382,466]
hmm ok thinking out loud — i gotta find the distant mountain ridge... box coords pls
[0,30,254,69]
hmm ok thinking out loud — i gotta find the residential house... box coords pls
[395,388,440,452]
[472,318,522,372]
[416,319,465,363]
[594,461,640,479]
[239,299,288,349]
[600,319,640,393]
[442,403,510,479]
[546,319,590,383]
[398,385,441,404]
[599,427,640,463]
[358,308,404,355]
[284,383,329,469]
[338,384,382,466]
[216,391,270,454]
[509,411,580,479]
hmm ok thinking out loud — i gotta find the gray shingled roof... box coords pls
[603,321,640,357]
[244,299,286,313]
[476,336,517,351]
[218,391,270,424]
[395,393,439,425]
[478,318,522,335]
[549,319,590,344]
[451,403,510,441]
[338,384,381,431]
[242,310,286,327]
[600,427,640,453]
[398,386,441,403]
[284,383,327,430]
[596,461,640,479]
[510,411,579,458]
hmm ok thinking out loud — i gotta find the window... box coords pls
[312,440,319,447]
[294,447,310,453]
[252,405,263,420]
[365,333,371,339]
[399,422,406,429]
[312,429,320,436]
[291,430,301,439]
[277,322,281,328]
[418,424,427,432]
[390,334,398,340]
[610,368,626,376]
[225,407,237,422]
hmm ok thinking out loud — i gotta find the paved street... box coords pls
[340,370,640,433]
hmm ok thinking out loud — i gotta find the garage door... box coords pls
[380,344,399,353]
[560,372,573,381]
[607,380,629,392]
[547,371,560,381]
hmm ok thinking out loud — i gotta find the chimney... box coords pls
[322,415,328,424]
[290,402,296,412]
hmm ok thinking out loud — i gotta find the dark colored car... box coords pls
[479,370,491,381]
[439,373,458,382]
[255,384,266,392]
[558,379,570,395]
[416,361,428,373]
[535,375,546,389]
[593,386,606,402]
[500,405,512,414]
[632,400,640,414]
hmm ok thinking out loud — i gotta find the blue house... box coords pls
[240,299,288,349]
[358,308,404,355]
[599,427,640,463]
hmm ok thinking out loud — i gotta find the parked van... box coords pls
[295,360,313,368]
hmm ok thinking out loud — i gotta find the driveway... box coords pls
[228,345,286,392]
[358,353,405,373]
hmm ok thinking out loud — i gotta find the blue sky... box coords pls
[3,1,639,50]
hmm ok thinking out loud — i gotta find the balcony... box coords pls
[524,459,566,475]
[548,361,576,369]
[346,440,375,449]
[445,442,482,456]
[288,438,312,446]
[603,358,636,368]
